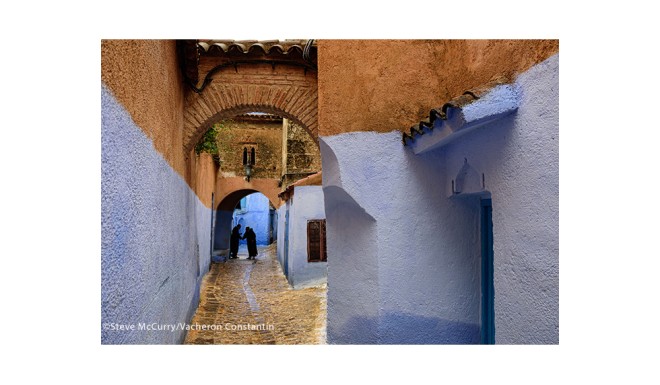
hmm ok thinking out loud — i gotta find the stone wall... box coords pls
[283,119,322,187]
[215,119,283,180]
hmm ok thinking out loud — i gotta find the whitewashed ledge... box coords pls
[410,84,520,155]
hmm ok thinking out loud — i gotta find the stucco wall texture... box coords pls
[102,85,211,344]
[191,152,217,208]
[317,39,558,137]
[277,205,287,270]
[283,186,327,289]
[444,54,559,344]
[101,40,188,183]
[320,54,558,344]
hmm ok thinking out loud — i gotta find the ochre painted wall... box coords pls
[102,39,218,208]
[317,39,558,136]
[192,152,218,208]
[101,40,186,176]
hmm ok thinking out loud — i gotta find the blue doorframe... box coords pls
[481,198,495,344]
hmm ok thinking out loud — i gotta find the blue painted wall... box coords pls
[443,54,559,344]
[101,85,211,344]
[276,204,287,268]
[320,54,558,344]
[279,186,327,289]
[232,192,272,245]
[321,133,480,344]
[213,210,234,253]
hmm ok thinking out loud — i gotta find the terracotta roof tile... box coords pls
[179,39,317,94]
[198,39,316,63]
[403,78,509,145]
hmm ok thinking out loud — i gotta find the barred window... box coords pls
[307,219,327,262]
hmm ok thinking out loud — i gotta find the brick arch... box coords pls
[183,64,318,155]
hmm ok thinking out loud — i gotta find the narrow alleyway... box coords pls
[184,243,327,344]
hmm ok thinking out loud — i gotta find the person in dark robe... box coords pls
[243,227,258,260]
[229,224,242,259]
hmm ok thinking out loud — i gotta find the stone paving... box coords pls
[184,243,326,344]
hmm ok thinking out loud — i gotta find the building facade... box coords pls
[101,39,558,344]
[277,174,327,289]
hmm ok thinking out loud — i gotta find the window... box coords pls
[307,219,327,262]
[243,146,256,165]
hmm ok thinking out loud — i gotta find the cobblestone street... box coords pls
[184,243,327,344]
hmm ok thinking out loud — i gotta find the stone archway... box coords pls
[183,63,318,155]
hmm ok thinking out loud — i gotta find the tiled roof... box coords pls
[198,40,316,60]
[402,78,509,145]
[179,39,317,93]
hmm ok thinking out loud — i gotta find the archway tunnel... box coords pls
[213,189,278,257]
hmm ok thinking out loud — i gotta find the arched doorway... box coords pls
[213,189,279,258]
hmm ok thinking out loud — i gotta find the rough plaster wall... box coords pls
[319,54,558,344]
[232,193,271,245]
[191,152,217,208]
[288,186,327,289]
[323,184,379,344]
[214,210,234,251]
[277,205,286,268]
[321,133,481,344]
[444,54,559,344]
[101,40,187,182]
[102,85,211,344]
[317,39,558,137]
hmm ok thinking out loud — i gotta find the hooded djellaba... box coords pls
[243,227,258,260]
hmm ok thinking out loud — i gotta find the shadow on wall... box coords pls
[336,312,480,345]
[323,185,379,344]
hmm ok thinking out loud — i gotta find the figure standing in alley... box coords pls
[229,224,242,259]
[244,227,258,260]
